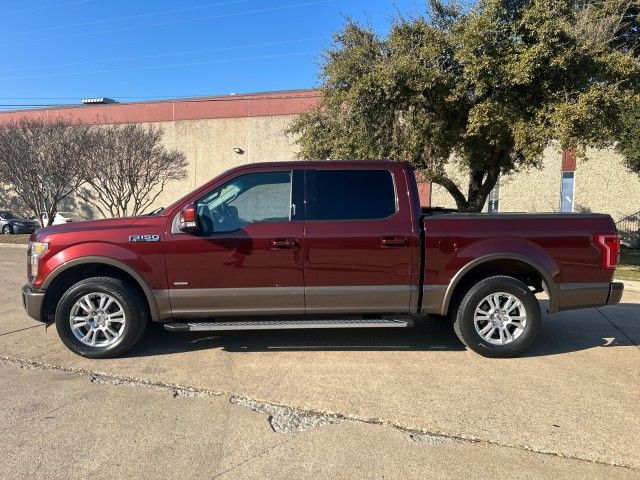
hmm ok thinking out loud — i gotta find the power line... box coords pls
[0,88,320,101]
[0,91,320,110]
[0,36,329,73]
[2,0,90,15]
[0,51,317,81]
[0,0,248,38]
[0,104,70,107]
[0,98,81,100]
[22,0,336,43]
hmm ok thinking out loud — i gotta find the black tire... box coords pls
[452,275,541,358]
[55,276,148,359]
[2,225,12,235]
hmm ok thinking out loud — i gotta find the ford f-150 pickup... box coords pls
[21,160,623,358]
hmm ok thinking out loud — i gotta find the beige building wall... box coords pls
[430,147,637,222]
[115,114,300,211]
[573,148,639,221]
[3,91,635,223]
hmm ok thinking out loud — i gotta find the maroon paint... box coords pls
[164,220,304,290]
[32,216,168,292]
[422,214,617,286]
[28,160,619,321]
[303,163,420,289]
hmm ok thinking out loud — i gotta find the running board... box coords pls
[164,318,413,332]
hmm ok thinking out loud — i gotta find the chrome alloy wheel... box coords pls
[69,293,126,347]
[473,292,527,345]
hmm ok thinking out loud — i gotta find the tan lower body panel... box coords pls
[157,285,417,319]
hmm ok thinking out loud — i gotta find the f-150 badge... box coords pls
[129,234,160,242]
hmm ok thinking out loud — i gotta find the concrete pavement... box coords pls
[0,249,638,478]
[2,360,638,480]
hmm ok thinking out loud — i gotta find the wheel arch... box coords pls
[41,257,160,323]
[441,253,557,316]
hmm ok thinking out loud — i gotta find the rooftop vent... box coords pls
[81,97,118,105]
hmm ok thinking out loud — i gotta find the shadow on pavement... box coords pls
[126,305,639,358]
[127,316,464,357]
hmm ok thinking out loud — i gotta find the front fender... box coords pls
[39,243,161,321]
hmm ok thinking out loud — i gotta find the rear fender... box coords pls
[441,238,559,315]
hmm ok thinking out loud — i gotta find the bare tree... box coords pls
[575,0,639,56]
[0,119,93,226]
[79,124,187,218]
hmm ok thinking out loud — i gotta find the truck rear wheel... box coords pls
[453,275,541,358]
[55,277,148,359]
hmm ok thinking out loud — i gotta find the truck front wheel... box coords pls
[55,277,148,359]
[453,275,541,358]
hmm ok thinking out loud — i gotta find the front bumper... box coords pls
[22,285,45,322]
[555,281,624,312]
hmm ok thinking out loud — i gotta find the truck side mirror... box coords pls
[178,204,200,233]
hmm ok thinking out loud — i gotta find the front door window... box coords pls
[196,171,292,234]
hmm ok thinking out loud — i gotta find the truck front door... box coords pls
[164,168,305,318]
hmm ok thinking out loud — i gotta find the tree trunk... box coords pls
[430,164,501,213]
[465,165,500,212]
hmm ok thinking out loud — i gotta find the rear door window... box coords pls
[312,169,396,221]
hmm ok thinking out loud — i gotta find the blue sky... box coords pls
[0,0,422,108]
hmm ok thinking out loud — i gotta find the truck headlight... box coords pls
[28,241,48,280]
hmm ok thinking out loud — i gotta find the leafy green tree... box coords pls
[617,98,640,171]
[289,0,640,211]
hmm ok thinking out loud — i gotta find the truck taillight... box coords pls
[593,233,620,270]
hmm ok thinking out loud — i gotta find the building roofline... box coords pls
[0,88,321,125]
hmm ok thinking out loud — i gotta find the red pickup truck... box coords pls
[22,160,622,359]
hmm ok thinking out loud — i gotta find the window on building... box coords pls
[487,176,500,213]
[560,171,575,213]
[197,171,292,233]
[315,170,396,220]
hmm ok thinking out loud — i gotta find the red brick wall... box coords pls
[562,148,577,171]
[416,179,432,207]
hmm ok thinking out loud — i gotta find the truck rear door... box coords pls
[303,165,419,315]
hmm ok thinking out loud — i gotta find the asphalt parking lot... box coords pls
[0,244,638,479]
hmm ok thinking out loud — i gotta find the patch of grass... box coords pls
[614,266,640,281]
[0,234,30,244]
[617,247,640,282]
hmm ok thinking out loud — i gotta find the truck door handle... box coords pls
[380,237,406,247]
[271,238,299,250]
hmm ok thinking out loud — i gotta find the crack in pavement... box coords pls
[210,437,294,479]
[595,308,640,351]
[1,354,637,471]
[230,395,343,433]
[0,324,44,337]
[90,372,218,398]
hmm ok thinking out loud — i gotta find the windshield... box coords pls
[143,207,165,216]
[0,211,25,220]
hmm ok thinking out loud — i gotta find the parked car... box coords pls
[21,160,622,359]
[0,210,38,235]
[40,211,81,226]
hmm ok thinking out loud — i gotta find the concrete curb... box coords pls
[0,243,27,249]
[617,278,640,292]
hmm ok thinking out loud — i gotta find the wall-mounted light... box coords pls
[233,147,245,154]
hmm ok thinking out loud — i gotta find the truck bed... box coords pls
[420,212,618,315]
